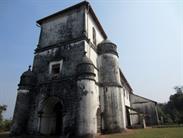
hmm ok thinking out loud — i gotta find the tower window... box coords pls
[51,64,60,75]
[93,27,96,45]
[49,60,63,76]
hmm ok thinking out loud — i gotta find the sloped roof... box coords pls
[131,93,157,104]
[119,69,133,93]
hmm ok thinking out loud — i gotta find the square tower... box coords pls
[11,1,138,138]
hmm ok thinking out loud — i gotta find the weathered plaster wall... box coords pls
[121,88,127,129]
[98,54,121,86]
[11,90,32,134]
[85,41,99,82]
[98,51,125,132]
[99,86,123,133]
[25,40,87,136]
[130,94,159,126]
[130,110,140,126]
[39,7,84,47]
[77,79,99,137]
[124,88,130,106]
[33,41,85,83]
[26,79,79,136]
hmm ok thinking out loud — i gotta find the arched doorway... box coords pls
[38,97,63,135]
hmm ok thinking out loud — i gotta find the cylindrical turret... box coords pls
[11,66,36,135]
[19,66,36,89]
[98,40,124,133]
[98,40,121,86]
[76,56,98,138]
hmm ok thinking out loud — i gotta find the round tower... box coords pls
[11,66,36,135]
[19,66,36,89]
[76,55,98,138]
[98,40,123,133]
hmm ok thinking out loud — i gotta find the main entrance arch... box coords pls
[38,96,63,135]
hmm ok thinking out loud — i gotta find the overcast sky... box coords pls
[0,0,182,119]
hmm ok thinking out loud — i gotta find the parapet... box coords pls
[76,56,96,80]
[97,39,118,56]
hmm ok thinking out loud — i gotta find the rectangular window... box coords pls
[49,60,63,77]
[93,27,96,45]
[51,64,60,75]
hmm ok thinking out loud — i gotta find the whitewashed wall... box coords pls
[77,80,99,135]
[121,87,127,129]
[84,41,99,82]
[124,88,130,107]
[85,10,105,45]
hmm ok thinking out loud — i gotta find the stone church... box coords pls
[11,1,159,138]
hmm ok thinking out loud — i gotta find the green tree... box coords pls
[158,86,183,124]
[166,86,183,123]
[157,103,173,124]
[0,104,11,132]
[0,105,7,122]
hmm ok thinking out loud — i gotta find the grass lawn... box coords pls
[1,128,183,138]
[98,128,183,138]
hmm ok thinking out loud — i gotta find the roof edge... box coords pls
[37,1,88,24]
[87,3,107,39]
[131,93,157,104]
[119,69,133,93]
[36,1,107,39]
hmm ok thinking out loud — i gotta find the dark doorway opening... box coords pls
[126,107,131,127]
[54,102,62,135]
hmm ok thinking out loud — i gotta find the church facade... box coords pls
[11,1,159,138]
